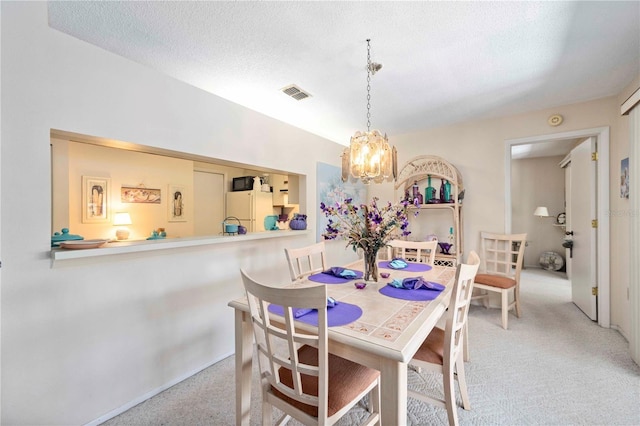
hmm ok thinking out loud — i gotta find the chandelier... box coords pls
[341,39,397,184]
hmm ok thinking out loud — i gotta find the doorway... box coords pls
[505,127,610,328]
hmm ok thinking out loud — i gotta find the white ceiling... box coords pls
[48,1,639,149]
[511,138,579,160]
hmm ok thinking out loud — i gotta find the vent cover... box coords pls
[281,84,312,101]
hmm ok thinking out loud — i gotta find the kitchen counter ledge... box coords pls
[51,229,312,263]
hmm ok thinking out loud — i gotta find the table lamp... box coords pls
[533,206,550,217]
[113,212,132,240]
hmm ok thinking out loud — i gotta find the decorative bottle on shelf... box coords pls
[411,181,424,205]
[448,227,455,253]
[439,179,446,202]
[425,175,436,203]
[443,179,451,203]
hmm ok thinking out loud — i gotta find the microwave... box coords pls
[232,176,255,191]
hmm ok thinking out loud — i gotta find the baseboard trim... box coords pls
[84,351,234,426]
[610,324,630,342]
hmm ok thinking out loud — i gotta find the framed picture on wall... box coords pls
[621,157,629,199]
[168,184,186,222]
[316,162,366,242]
[82,176,110,223]
[120,185,161,203]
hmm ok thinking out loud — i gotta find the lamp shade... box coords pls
[113,212,132,225]
[533,206,550,217]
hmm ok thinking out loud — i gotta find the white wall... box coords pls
[512,155,566,268]
[1,3,357,424]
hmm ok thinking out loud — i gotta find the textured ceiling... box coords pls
[48,1,639,147]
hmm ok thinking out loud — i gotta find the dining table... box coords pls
[228,259,458,425]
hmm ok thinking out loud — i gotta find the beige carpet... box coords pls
[102,269,640,425]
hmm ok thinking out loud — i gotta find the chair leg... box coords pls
[443,361,459,426]
[371,381,381,425]
[501,290,509,329]
[455,353,471,410]
[481,290,490,309]
[514,286,522,318]
[262,400,272,425]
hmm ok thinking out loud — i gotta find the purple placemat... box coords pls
[308,270,363,284]
[379,283,443,301]
[268,302,363,327]
[379,261,432,272]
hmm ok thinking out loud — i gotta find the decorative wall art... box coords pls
[82,176,110,223]
[121,185,161,204]
[621,157,629,199]
[168,184,186,222]
[316,162,366,242]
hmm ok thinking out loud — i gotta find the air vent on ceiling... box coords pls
[281,84,312,101]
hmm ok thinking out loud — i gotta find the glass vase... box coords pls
[363,248,379,282]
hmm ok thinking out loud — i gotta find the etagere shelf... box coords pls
[394,155,464,266]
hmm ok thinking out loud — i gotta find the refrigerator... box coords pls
[226,189,274,232]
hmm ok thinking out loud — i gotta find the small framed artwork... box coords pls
[82,176,110,223]
[121,186,161,204]
[168,184,186,222]
[621,157,629,199]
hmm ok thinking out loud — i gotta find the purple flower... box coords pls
[320,197,415,248]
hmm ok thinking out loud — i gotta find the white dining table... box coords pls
[228,260,457,425]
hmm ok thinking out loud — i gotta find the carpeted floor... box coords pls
[102,269,640,425]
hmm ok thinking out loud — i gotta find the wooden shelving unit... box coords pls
[394,155,464,267]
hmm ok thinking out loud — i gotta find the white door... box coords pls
[194,171,225,236]
[569,137,597,320]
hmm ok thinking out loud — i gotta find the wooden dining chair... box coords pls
[462,251,480,362]
[285,241,328,282]
[472,232,527,329]
[407,251,480,426]
[386,239,438,265]
[240,269,381,426]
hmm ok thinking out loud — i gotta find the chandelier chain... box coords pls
[366,39,371,132]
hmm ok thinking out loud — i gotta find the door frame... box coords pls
[504,127,610,328]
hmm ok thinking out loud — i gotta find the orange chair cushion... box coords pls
[412,327,445,366]
[272,344,379,418]
[474,273,516,289]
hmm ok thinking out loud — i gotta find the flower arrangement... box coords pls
[320,197,415,281]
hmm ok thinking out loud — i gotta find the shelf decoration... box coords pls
[394,155,464,266]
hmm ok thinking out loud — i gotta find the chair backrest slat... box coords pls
[387,239,438,265]
[285,242,328,282]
